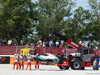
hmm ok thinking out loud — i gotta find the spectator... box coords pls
[55,40,59,47]
[87,42,90,48]
[28,41,31,46]
[39,40,42,46]
[32,38,36,46]
[37,40,41,46]
[61,40,64,46]
[26,43,29,46]
[7,39,12,45]
[14,39,17,45]
[90,42,93,49]
[12,39,17,45]
[43,40,46,54]
[79,40,82,45]
[59,44,63,48]
[45,41,49,47]
[49,40,53,47]
[95,45,98,49]
[81,42,84,47]
[20,39,24,45]
[12,39,14,45]
[43,40,46,47]
[2,38,7,45]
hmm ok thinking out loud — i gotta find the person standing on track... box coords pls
[20,54,24,69]
[13,54,18,70]
[35,53,40,69]
[17,54,21,69]
[26,54,33,70]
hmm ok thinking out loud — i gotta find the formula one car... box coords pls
[34,53,59,64]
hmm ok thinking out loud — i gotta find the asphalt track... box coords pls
[0,64,100,75]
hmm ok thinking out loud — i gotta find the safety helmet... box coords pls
[14,54,16,56]
[17,54,20,57]
[28,54,31,56]
[21,53,23,56]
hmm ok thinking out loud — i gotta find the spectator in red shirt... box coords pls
[59,44,63,48]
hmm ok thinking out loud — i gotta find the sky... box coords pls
[75,0,89,9]
[32,0,89,9]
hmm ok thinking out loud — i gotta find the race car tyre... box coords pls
[93,58,99,70]
[71,59,81,70]
[58,66,69,70]
[56,54,65,64]
[53,58,59,64]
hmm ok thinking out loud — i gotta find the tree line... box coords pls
[0,0,100,45]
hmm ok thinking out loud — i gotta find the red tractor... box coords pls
[47,31,99,70]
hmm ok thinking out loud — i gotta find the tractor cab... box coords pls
[75,48,96,62]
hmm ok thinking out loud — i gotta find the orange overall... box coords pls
[20,57,24,69]
[13,57,18,69]
[35,55,40,69]
[35,61,39,69]
[18,57,21,69]
[26,56,32,70]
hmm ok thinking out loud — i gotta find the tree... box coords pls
[36,0,75,40]
[0,0,37,42]
[64,6,91,42]
[87,0,100,42]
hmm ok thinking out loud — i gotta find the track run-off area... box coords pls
[0,64,100,75]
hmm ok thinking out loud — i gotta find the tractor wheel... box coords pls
[58,66,69,70]
[93,59,99,70]
[71,59,81,70]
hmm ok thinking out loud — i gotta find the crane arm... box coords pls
[46,31,82,49]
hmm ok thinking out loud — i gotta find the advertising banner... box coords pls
[0,56,10,64]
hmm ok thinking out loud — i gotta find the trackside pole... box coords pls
[16,46,17,54]
[65,48,67,58]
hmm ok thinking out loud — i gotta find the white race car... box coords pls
[34,53,59,64]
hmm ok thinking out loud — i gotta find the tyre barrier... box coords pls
[0,55,57,66]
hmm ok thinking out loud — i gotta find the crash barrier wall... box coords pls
[0,56,10,64]
[0,45,100,55]
[0,45,71,55]
[0,55,55,65]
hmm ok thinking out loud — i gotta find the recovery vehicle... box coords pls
[47,31,99,70]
